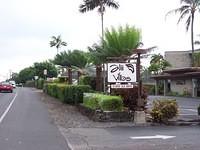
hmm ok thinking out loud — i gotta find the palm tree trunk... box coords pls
[100,7,106,92]
[96,65,102,91]
[68,67,72,84]
[77,71,81,84]
[191,12,194,66]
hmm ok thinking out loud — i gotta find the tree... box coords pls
[50,35,67,54]
[18,67,35,83]
[53,50,91,84]
[79,0,119,43]
[148,54,171,75]
[88,25,142,91]
[166,0,200,65]
[33,61,57,79]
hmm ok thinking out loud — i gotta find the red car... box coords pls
[0,82,13,93]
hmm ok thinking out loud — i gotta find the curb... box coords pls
[58,126,92,150]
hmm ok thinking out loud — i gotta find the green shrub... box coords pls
[47,83,58,98]
[45,83,91,104]
[37,79,44,89]
[150,99,178,123]
[99,95,123,111]
[79,75,96,90]
[83,93,100,110]
[83,93,123,111]
[56,84,66,102]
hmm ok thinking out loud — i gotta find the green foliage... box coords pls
[18,67,35,83]
[89,25,141,64]
[79,0,119,14]
[45,84,91,104]
[193,52,200,67]
[33,61,57,79]
[17,61,57,84]
[99,95,123,111]
[83,93,100,110]
[83,93,123,111]
[112,86,148,111]
[50,35,67,54]
[148,54,171,75]
[36,79,44,89]
[79,75,96,90]
[150,99,178,123]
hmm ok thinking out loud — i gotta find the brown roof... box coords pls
[151,67,200,80]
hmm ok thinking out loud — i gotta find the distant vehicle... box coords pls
[9,80,16,88]
[0,82,13,93]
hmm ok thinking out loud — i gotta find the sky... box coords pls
[1,0,200,81]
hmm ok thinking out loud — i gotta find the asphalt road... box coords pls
[69,126,200,150]
[0,87,69,150]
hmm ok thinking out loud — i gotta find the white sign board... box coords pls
[107,63,136,83]
[111,84,133,89]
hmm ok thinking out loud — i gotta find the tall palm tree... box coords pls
[79,0,119,91]
[79,0,119,42]
[50,35,67,54]
[166,0,200,65]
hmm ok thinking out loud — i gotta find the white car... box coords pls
[9,81,16,88]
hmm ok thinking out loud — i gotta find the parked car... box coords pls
[0,82,13,93]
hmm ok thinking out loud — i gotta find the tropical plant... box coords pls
[79,0,119,42]
[50,35,67,54]
[88,25,142,91]
[166,0,200,65]
[148,54,171,75]
[53,50,92,84]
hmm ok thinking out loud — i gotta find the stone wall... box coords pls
[78,104,133,122]
[170,79,192,95]
[165,51,192,68]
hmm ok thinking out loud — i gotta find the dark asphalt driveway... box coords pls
[0,87,69,150]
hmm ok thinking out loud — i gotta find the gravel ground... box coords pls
[40,92,135,129]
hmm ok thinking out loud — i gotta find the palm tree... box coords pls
[54,50,92,84]
[166,0,200,65]
[50,35,67,54]
[88,25,142,91]
[79,0,119,42]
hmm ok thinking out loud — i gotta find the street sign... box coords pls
[44,69,47,75]
[111,84,133,89]
[107,63,136,83]
[130,135,176,140]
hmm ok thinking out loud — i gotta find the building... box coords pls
[152,50,200,97]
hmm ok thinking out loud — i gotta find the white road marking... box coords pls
[0,93,18,124]
[130,135,176,140]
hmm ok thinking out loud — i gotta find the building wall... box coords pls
[171,79,192,95]
[165,51,192,68]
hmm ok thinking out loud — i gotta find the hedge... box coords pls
[36,79,44,89]
[45,83,91,104]
[83,93,123,111]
